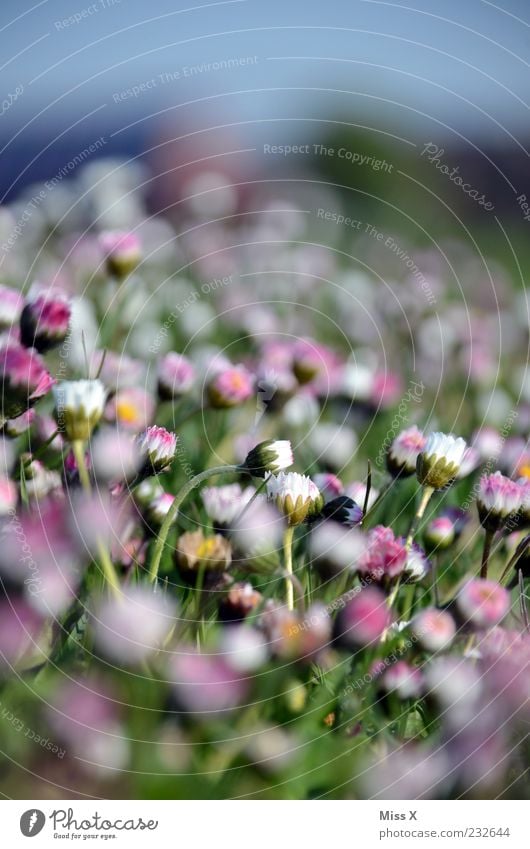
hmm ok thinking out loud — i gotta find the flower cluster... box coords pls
[0,151,528,804]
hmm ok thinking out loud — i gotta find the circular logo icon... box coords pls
[20,810,46,837]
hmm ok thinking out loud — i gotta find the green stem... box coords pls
[96,539,122,597]
[23,428,60,468]
[362,477,394,523]
[72,440,91,492]
[431,554,440,607]
[283,524,295,611]
[228,477,267,533]
[402,583,416,622]
[500,534,530,585]
[405,485,434,550]
[480,528,494,579]
[148,464,241,584]
[72,439,121,597]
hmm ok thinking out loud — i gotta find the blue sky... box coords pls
[1,0,529,195]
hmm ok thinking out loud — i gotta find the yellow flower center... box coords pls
[116,400,139,423]
[197,538,218,559]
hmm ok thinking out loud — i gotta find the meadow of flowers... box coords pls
[0,158,529,801]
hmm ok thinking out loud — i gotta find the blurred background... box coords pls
[2,0,530,250]
[2,0,530,801]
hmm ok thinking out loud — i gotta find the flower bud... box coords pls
[218,582,263,624]
[424,516,455,551]
[157,352,195,400]
[416,432,468,489]
[242,439,293,478]
[317,495,363,527]
[457,579,510,629]
[387,425,426,477]
[336,586,391,647]
[1,344,55,420]
[477,471,523,532]
[99,230,141,279]
[53,379,106,442]
[206,365,254,408]
[266,471,323,526]
[136,425,177,475]
[411,607,456,652]
[20,291,70,353]
[176,530,232,583]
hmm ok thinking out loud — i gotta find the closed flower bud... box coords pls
[266,471,323,526]
[206,365,254,408]
[292,338,322,384]
[53,379,106,442]
[379,661,423,699]
[157,352,195,400]
[218,582,263,624]
[316,495,363,527]
[477,471,523,532]
[99,230,141,279]
[144,491,177,530]
[176,530,232,583]
[136,425,177,475]
[132,478,163,510]
[411,608,456,652]
[336,586,391,647]
[358,525,407,584]
[424,516,455,551]
[402,542,431,583]
[20,291,71,352]
[242,439,294,478]
[416,432,468,489]
[4,408,35,438]
[457,579,510,629]
[1,344,55,420]
[387,425,426,477]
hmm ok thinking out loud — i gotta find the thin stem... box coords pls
[24,428,60,467]
[405,485,434,550]
[148,464,241,584]
[72,439,121,598]
[518,569,529,633]
[96,539,121,597]
[72,440,91,492]
[387,577,402,612]
[500,534,530,585]
[362,460,372,517]
[431,554,440,607]
[283,524,296,611]
[381,577,401,642]
[402,583,416,622]
[480,528,494,579]
[228,477,267,533]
